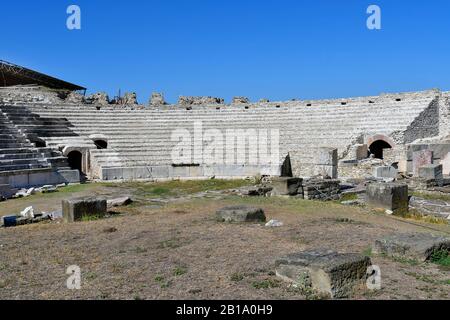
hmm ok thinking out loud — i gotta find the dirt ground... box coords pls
[0,180,449,300]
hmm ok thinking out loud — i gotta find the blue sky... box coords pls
[2,0,450,103]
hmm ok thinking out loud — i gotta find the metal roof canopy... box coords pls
[0,60,86,92]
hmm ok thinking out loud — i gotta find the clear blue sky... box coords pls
[2,0,450,104]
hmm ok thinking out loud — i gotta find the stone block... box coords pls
[62,197,107,223]
[366,183,408,214]
[314,165,338,179]
[314,148,338,166]
[355,144,368,160]
[275,249,371,299]
[57,170,80,184]
[216,205,266,223]
[270,177,303,196]
[412,150,433,176]
[373,233,450,262]
[418,164,443,187]
[373,166,398,179]
[440,152,450,175]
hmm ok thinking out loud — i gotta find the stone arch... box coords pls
[89,134,108,150]
[62,146,90,175]
[367,134,395,159]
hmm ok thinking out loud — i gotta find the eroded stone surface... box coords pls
[418,164,443,187]
[275,249,371,299]
[412,150,433,177]
[269,177,303,196]
[366,183,408,214]
[62,197,107,223]
[373,233,450,262]
[216,205,266,223]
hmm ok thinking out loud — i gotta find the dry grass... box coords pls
[0,181,449,300]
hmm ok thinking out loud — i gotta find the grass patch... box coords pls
[173,266,187,276]
[157,238,182,249]
[403,210,449,225]
[430,250,450,267]
[115,179,254,199]
[80,214,103,222]
[362,247,373,258]
[411,191,450,202]
[381,253,420,266]
[252,278,281,289]
[135,246,148,254]
[339,193,358,202]
[230,273,245,282]
[154,275,171,288]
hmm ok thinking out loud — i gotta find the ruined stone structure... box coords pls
[1,63,450,194]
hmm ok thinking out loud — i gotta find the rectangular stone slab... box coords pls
[269,177,303,196]
[366,183,408,214]
[412,150,433,176]
[373,166,398,179]
[62,197,107,223]
[373,233,450,262]
[275,250,371,299]
[418,164,443,187]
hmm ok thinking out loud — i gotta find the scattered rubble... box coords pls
[265,219,283,227]
[409,196,450,220]
[107,196,133,208]
[216,205,266,223]
[1,206,58,228]
[373,233,450,262]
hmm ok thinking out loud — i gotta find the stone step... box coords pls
[0,147,55,155]
[0,152,53,160]
[0,163,51,172]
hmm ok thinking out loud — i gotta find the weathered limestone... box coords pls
[373,233,450,262]
[275,249,371,299]
[65,91,85,104]
[355,144,368,160]
[418,164,443,187]
[409,196,450,220]
[412,150,433,176]
[314,148,338,178]
[0,87,444,184]
[121,92,138,105]
[440,152,450,175]
[178,96,224,105]
[366,183,409,214]
[62,197,107,223]
[302,179,340,200]
[269,177,303,196]
[149,92,166,106]
[373,166,398,179]
[232,96,250,104]
[107,196,132,208]
[87,92,109,105]
[216,205,266,223]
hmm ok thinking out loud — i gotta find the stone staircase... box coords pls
[1,90,439,180]
[0,105,80,194]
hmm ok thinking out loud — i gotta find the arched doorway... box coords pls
[67,151,83,172]
[369,140,392,159]
[94,140,108,149]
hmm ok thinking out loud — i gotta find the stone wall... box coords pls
[403,95,440,144]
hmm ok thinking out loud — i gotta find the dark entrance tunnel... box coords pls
[67,151,83,172]
[94,140,108,149]
[369,140,392,159]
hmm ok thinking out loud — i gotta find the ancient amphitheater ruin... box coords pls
[1,60,450,197]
